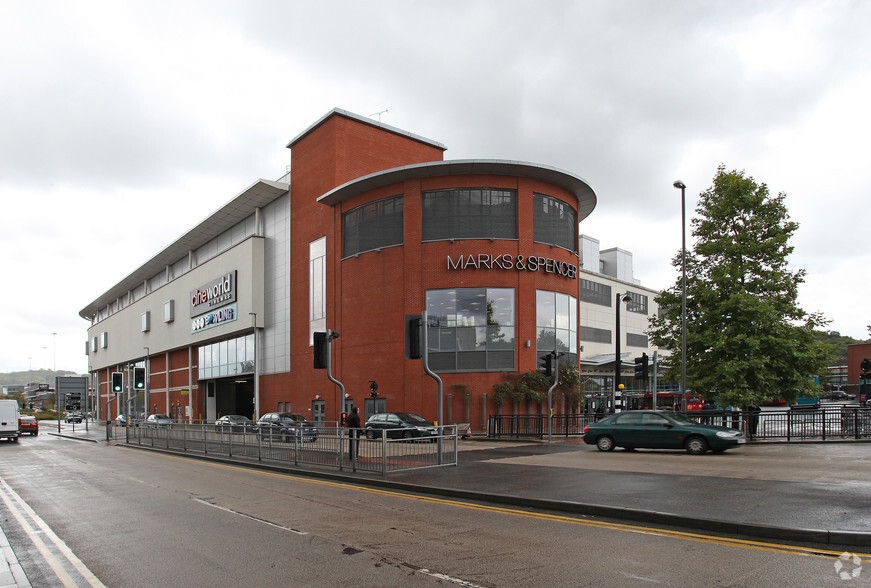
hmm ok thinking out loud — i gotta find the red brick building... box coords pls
[82,108,603,432]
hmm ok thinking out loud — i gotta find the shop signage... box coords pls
[190,271,237,318]
[446,254,577,280]
[191,303,237,334]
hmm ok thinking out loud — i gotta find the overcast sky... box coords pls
[2,0,869,374]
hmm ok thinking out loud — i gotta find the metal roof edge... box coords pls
[317,159,597,219]
[79,178,288,320]
[286,107,446,151]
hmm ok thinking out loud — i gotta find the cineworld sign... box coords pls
[447,254,577,279]
[190,271,237,318]
[191,304,237,334]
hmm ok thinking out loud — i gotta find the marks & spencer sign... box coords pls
[447,254,577,280]
[190,271,237,318]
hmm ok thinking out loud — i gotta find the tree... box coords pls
[648,166,830,408]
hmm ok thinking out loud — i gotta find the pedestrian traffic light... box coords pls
[133,367,145,389]
[634,353,649,380]
[539,353,553,377]
[111,372,123,393]
[340,412,348,426]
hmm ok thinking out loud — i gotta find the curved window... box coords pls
[342,195,403,257]
[426,288,515,372]
[422,188,516,241]
[533,193,577,253]
[536,290,578,367]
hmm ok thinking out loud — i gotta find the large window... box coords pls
[342,195,403,257]
[580,278,611,306]
[580,326,611,344]
[198,334,255,379]
[309,237,326,345]
[422,188,516,241]
[533,193,577,252]
[536,290,578,366]
[625,292,648,315]
[426,288,515,372]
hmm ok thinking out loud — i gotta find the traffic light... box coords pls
[861,358,871,379]
[539,353,553,377]
[313,332,328,369]
[407,315,422,359]
[134,367,145,389]
[634,353,649,380]
[340,412,348,426]
[111,372,123,393]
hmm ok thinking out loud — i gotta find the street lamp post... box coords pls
[614,292,632,412]
[673,180,688,411]
[143,347,150,418]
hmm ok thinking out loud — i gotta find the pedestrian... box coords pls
[347,406,361,460]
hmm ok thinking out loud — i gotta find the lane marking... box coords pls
[0,478,106,588]
[192,498,307,535]
[122,448,871,561]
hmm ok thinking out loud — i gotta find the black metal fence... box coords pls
[488,406,871,442]
[109,423,458,475]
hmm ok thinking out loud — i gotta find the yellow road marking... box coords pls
[124,447,871,560]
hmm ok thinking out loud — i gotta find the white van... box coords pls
[0,399,21,442]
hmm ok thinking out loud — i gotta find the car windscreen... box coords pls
[666,411,697,425]
[396,413,429,424]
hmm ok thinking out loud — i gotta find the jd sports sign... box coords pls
[447,253,577,280]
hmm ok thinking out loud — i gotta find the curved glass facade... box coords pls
[342,195,404,257]
[425,287,515,372]
[536,290,578,367]
[422,188,517,241]
[533,193,577,253]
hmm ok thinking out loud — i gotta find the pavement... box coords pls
[31,423,871,553]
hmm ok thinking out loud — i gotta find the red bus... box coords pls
[628,393,704,411]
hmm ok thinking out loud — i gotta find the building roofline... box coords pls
[79,179,288,320]
[317,159,597,220]
[286,108,447,152]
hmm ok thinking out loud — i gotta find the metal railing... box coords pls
[488,406,871,442]
[110,423,458,475]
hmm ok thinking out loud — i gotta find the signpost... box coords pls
[56,376,89,432]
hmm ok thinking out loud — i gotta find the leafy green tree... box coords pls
[648,166,831,407]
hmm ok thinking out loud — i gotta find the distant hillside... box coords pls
[0,369,84,388]
[813,330,871,364]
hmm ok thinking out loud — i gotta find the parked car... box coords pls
[65,412,83,423]
[19,415,38,436]
[364,412,439,440]
[583,410,746,455]
[113,414,140,427]
[255,413,318,442]
[215,415,252,433]
[823,391,856,401]
[145,414,173,428]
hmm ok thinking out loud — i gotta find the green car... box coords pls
[583,410,746,455]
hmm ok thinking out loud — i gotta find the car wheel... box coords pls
[402,430,414,439]
[365,429,376,440]
[685,436,708,455]
[596,435,615,452]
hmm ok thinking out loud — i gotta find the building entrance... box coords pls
[204,377,255,421]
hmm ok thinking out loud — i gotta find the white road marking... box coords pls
[193,498,309,535]
[0,478,106,588]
